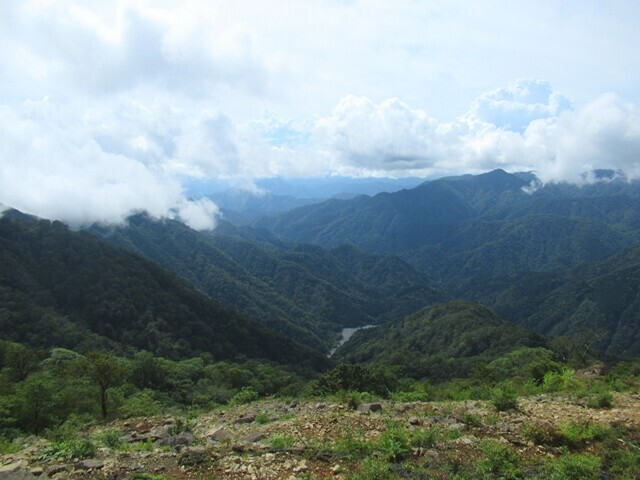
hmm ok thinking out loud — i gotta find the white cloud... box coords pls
[313,82,640,182]
[0,102,220,229]
[467,79,571,132]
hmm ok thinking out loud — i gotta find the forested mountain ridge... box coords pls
[334,300,547,381]
[91,215,446,351]
[0,213,329,369]
[487,243,640,357]
[254,169,640,267]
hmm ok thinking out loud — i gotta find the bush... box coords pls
[475,440,522,480]
[586,391,613,409]
[229,386,259,405]
[375,425,410,462]
[522,421,562,446]
[558,421,612,448]
[543,453,601,480]
[36,438,96,461]
[348,457,397,480]
[119,390,163,418]
[491,385,518,412]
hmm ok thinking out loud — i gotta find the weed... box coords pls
[333,430,371,459]
[475,440,522,480]
[268,433,295,450]
[255,412,271,424]
[460,411,482,427]
[410,425,441,448]
[522,421,562,446]
[558,421,612,448]
[94,428,122,449]
[0,436,20,455]
[542,453,601,480]
[35,438,96,461]
[375,425,410,461]
[131,438,155,452]
[348,457,399,480]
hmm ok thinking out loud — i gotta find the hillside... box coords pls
[498,244,640,357]
[92,215,446,352]
[0,213,328,369]
[254,170,640,281]
[335,301,547,381]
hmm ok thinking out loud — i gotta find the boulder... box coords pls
[357,403,383,413]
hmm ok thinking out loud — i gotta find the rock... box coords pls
[289,400,299,409]
[293,460,308,473]
[0,462,27,474]
[175,431,193,446]
[0,472,41,480]
[75,459,104,470]
[28,468,43,477]
[44,466,65,476]
[408,416,422,426]
[357,403,382,413]
[331,464,342,474]
[240,433,266,443]
[233,415,256,425]
[177,449,205,466]
[209,429,233,442]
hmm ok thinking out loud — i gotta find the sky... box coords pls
[1,0,640,229]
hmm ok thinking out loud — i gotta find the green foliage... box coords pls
[586,391,613,409]
[557,421,612,448]
[0,436,20,454]
[542,453,601,480]
[255,412,270,424]
[335,302,547,382]
[541,369,578,392]
[410,426,441,448]
[229,386,259,405]
[268,433,295,450]
[475,440,522,480]
[315,363,395,396]
[522,421,562,447]
[332,430,371,459]
[348,457,399,480]
[94,428,122,449]
[0,215,329,370]
[375,425,411,462]
[119,390,163,418]
[491,384,518,412]
[130,474,169,480]
[36,438,96,461]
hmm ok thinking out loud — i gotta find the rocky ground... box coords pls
[1,392,639,479]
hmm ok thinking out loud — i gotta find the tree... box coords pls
[75,352,127,419]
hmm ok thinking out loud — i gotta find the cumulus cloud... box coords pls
[314,81,640,182]
[0,101,220,230]
[467,79,572,132]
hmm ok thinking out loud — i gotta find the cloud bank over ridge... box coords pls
[1,1,640,227]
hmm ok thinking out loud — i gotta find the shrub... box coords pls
[36,438,96,461]
[255,412,270,424]
[522,421,562,446]
[348,457,397,480]
[586,391,613,409]
[558,421,612,448]
[333,430,371,459]
[229,386,259,405]
[410,426,441,448]
[119,390,163,418]
[375,425,410,461]
[475,440,522,480]
[0,436,20,455]
[491,385,518,412]
[95,428,122,449]
[543,453,600,480]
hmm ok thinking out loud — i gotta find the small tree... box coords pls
[75,352,127,419]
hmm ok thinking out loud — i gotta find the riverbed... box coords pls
[328,325,376,357]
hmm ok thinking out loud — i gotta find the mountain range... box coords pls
[2,168,640,373]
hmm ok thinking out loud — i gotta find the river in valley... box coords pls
[329,325,376,357]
